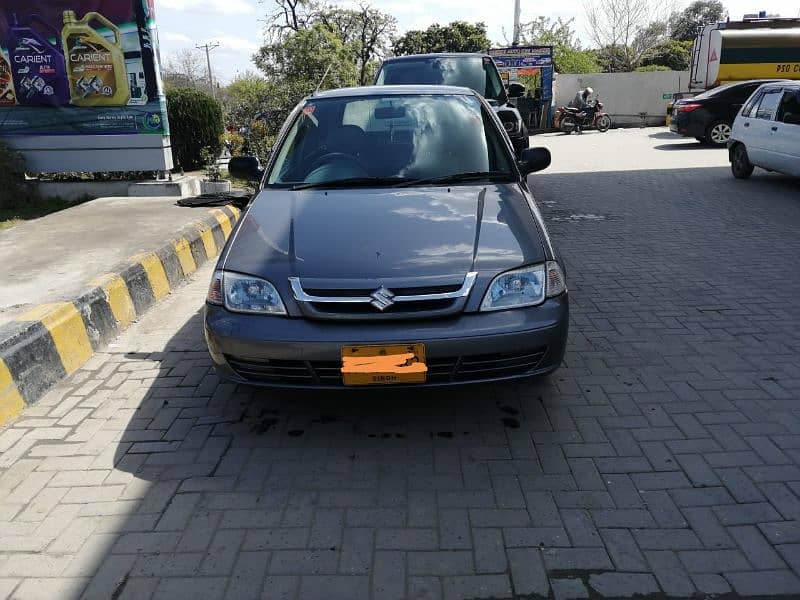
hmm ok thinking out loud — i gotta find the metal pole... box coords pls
[196,42,220,97]
[512,0,521,45]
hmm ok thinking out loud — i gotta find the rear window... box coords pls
[376,57,506,104]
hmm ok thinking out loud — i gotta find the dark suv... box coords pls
[375,53,530,156]
[670,79,786,146]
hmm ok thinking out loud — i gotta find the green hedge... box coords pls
[166,88,224,171]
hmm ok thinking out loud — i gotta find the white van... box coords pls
[729,81,800,178]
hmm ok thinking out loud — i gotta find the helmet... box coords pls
[584,87,594,96]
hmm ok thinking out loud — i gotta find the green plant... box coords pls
[166,87,224,171]
[200,147,222,182]
[635,64,672,71]
[224,132,246,156]
[0,141,37,210]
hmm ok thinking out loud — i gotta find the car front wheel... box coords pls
[731,144,754,179]
[707,121,732,146]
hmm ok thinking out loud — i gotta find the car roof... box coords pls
[380,53,489,63]
[311,84,479,99]
[755,80,800,90]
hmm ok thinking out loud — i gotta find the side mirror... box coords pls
[228,156,264,182]
[518,147,551,176]
[507,82,525,98]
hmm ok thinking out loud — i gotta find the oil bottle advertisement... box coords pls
[0,0,168,136]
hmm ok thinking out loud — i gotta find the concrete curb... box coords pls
[0,204,242,426]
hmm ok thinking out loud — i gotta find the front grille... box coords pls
[225,347,547,386]
[291,275,476,321]
[310,299,455,315]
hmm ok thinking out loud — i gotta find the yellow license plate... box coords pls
[341,343,427,385]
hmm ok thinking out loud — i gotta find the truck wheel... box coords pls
[731,144,754,179]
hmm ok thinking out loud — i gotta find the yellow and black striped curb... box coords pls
[0,204,242,427]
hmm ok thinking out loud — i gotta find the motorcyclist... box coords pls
[567,87,594,133]
[569,87,593,110]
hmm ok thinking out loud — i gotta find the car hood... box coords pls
[222,184,546,283]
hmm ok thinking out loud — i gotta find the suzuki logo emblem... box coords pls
[370,286,395,311]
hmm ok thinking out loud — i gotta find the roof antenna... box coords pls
[314,64,332,95]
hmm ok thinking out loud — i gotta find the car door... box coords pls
[771,88,800,176]
[747,88,784,170]
[722,82,762,123]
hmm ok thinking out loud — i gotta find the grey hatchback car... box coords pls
[209,85,568,388]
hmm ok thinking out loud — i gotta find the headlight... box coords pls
[480,261,566,311]
[207,271,287,315]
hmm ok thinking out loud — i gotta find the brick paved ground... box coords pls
[1,129,800,599]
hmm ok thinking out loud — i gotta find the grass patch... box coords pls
[0,195,92,232]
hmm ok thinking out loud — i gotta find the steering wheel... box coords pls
[308,152,363,172]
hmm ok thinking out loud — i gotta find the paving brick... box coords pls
[408,552,473,576]
[645,550,695,597]
[682,507,735,549]
[633,529,703,551]
[678,549,751,573]
[561,509,600,547]
[508,547,548,597]
[153,576,228,600]
[729,525,787,569]
[261,575,299,600]
[690,573,730,595]
[588,573,660,598]
[472,529,507,573]
[724,570,800,596]
[502,527,570,548]
[376,528,438,551]
[372,551,406,600]
[713,502,782,526]
[441,575,511,600]
[669,487,735,508]
[550,577,589,600]
[759,483,800,520]
[339,528,373,575]
[592,508,655,529]
[439,509,471,550]
[542,548,613,571]
[600,528,647,571]
[300,575,369,600]
[269,550,339,575]
[409,576,442,600]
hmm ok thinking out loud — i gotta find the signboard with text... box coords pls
[0,0,171,172]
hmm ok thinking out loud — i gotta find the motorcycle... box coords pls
[555,99,612,134]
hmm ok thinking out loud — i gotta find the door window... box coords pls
[741,91,762,118]
[754,90,782,120]
[776,90,800,125]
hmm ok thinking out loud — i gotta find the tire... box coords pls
[706,121,732,146]
[730,144,754,179]
[561,115,577,134]
[595,114,611,132]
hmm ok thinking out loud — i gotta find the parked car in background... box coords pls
[214,86,568,388]
[729,81,800,178]
[670,79,786,146]
[374,54,530,157]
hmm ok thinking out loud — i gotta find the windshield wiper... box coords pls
[290,176,413,190]
[395,171,515,188]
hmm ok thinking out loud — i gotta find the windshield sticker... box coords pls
[301,104,318,125]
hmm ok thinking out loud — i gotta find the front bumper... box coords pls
[205,295,569,388]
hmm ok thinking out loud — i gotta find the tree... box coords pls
[166,87,224,170]
[669,0,725,41]
[161,49,205,90]
[584,0,668,71]
[517,17,601,73]
[392,21,491,55]
[264,0,317,42]
[222,72,272,129]
[318,4,396,85]
[640,38,693,70]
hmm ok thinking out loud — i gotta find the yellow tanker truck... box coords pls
[690,17,800,90]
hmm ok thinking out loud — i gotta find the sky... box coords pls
[153,0,800,83]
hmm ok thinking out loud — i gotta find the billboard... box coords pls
[0,0,172,172]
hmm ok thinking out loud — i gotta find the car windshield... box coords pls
[376,57,507,104]
[267,93,515,188]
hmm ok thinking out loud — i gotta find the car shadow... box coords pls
[647,131,682,140]
[653,142,723,151]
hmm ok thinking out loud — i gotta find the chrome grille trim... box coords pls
[289,272,478,304]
